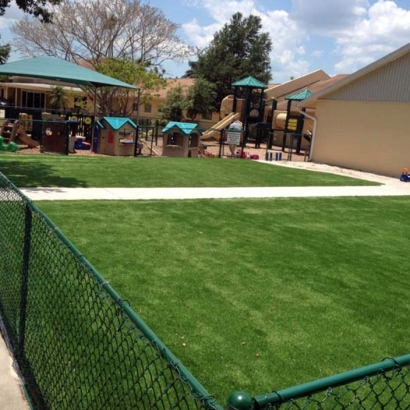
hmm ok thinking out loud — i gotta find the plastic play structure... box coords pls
[0,120,39,149]
[161,121,201,158]
[0,136,19,152]
[204,75,315,156]
[94,117,141,156]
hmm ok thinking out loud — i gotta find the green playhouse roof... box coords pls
[232,76,268,89]
[162,122,202,135]
[0,56,138,89]
[97,117,138,130]
[285,89,313,101]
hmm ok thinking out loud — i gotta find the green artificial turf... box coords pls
[0,154,379,187]
[37,196,410,403]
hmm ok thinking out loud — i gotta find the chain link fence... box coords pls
[0,172,223,410]
[1,170,410,410]
[249,356,410,410]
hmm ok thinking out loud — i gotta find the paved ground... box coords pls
[2,160,409,409]
[19,161,410,201]
[0,332,29,410]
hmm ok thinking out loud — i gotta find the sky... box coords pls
[2,0,410,82]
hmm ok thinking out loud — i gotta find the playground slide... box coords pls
[16,129,39,148]
[202,112,240,141]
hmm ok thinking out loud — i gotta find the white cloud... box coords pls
[334,0,410,73]
[0,1,24,32]
[181,0,310,82]
[291,0,369,34]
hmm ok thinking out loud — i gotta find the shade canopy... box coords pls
[0,56,138,89]
[285,89,313,101]
[232,76,268,89]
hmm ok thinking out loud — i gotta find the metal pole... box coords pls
[18,204,32,364]
[219,129,223,158]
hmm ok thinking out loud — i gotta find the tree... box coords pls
[48,85,68,110]
[185,77,217,121]
[11,0,191,70]
[186,12,272,111]
[159,85,190,122]
[95,58,166,116]
[0,0,62,23]
[0,36,10,65]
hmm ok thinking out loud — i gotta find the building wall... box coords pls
[326,51,410,103]
[312,100,410,177]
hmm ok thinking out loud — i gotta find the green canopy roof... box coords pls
[0,56,138,89]
[285,89,313,101]
[232,76,268,89]
[98,117,137,130]
[162,122,202,135]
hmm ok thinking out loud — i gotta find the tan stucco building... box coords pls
[300,42,410,177]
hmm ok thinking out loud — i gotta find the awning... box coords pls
[0,56,138,89]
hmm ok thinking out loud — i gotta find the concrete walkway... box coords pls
[0,333,29,410]
[19,183,410,201]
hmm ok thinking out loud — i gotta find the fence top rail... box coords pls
[255,354,410,407]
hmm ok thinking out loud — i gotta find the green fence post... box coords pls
[18,204,32,362]
[226,391,254,410]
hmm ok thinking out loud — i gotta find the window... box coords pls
[132,102,139,112]
[22,91,45,109]
[144,103,152,113]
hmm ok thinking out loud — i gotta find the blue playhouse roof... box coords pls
[96,117,138,130]
[162,121,202,135]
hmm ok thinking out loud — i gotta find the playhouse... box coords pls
[162,122,201,158]
[94,117,139,156]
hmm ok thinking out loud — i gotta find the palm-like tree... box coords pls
[48,85,69,111]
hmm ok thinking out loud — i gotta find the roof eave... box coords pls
[300,42,410,107]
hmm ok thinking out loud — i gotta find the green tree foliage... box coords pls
[159,85,190,122]
[95,58,167,116]
[187,12,272,110]
[48,85,68,110]
[186,77,217,121]
[0,0,61,23]
[0,36,10,65]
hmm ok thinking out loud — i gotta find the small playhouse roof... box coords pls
[96,117,137,130]
[162,121,202,135]
[285,89,313,101]
[232,76,268,89]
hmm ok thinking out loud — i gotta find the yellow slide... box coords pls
[202,112,240,141]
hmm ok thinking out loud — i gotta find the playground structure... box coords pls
[204,73,330,158]
[161,121,201,158]
[94,117,140,156]
[0,119,39,149]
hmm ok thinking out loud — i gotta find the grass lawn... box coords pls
[37,196,410,403]
[0,154,379,188]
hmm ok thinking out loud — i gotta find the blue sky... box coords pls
[2,0,410,82]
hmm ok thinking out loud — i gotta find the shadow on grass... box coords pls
[0,156,89,188]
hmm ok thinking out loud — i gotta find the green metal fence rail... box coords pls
[0,172,224,410]
[226,354,410,409]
